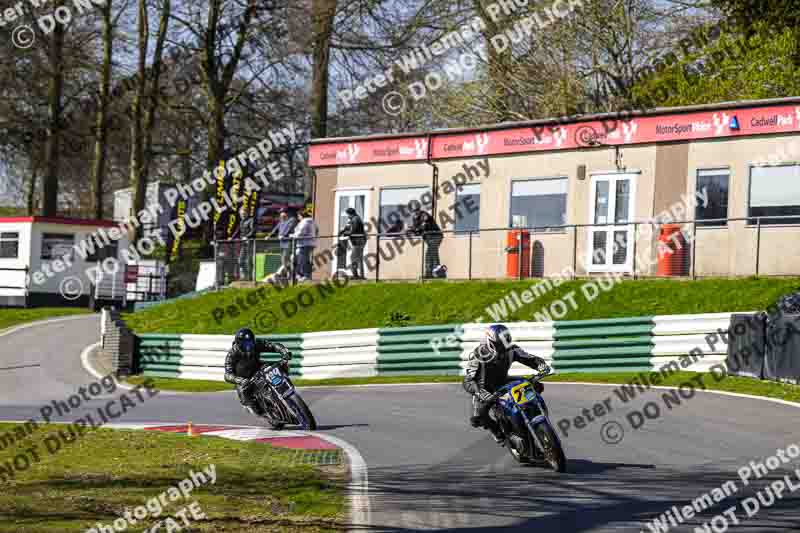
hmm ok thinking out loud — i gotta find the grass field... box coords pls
[0,308,91,332]
[0,423,345,532]
[124,277,800,335]
[125,372,800,404]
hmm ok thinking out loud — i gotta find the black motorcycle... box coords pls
[249,362,317,430]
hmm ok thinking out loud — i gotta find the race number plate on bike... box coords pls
[268,367,294,397]
[510,382,536,405]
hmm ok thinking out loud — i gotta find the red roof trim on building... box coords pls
[309,99,800,167]
[0,216,119,227]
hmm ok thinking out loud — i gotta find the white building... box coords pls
[0,216,130,307]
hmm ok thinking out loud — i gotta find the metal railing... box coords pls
[214,214,800,285]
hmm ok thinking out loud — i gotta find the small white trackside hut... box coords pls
[0,217,130,307]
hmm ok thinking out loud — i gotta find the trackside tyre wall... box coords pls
[131,311,800,383]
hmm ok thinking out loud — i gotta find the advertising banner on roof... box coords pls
[310,103,800,166]
[309,136,429,166]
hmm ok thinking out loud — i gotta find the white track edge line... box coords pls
[315,433,371,532]
[549,381,800,408]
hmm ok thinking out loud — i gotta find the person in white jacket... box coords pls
[292,211,318,281]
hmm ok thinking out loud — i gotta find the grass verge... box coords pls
[125,372,800,404]
[0,308,91,332]
[123,277,800,335]
[0,423,345,532]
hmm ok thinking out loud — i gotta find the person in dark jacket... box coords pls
[408,207,443,278]
[339,207,367,279]
[224,328,292,414]
[463,324,549,444]
[237,206,257,280]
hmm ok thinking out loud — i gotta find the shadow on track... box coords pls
[340,459,800,532]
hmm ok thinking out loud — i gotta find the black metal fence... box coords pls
[214,214,800,286]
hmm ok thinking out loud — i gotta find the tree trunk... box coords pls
[141,0,171,182]
[310,0,337,139]
[129,0,148,240]
[27,154,39,216]
[42,0,67,216]
[91,0,114,220]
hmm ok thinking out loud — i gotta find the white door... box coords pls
[587,173,637,272]
[333,190,370,273]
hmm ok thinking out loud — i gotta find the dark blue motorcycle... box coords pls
[480,367,566,472]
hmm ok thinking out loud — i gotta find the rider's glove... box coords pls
[478,389,494,403]
[537,360,549,371]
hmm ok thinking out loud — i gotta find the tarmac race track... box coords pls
[2,315,800,532]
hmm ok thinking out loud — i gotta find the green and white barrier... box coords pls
[134,312,746,381]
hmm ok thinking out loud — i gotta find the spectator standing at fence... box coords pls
[237,206,257,280]
[339,207,367,279]
[293,211,318,282]
[266,209,297,280]
[409,207,443,278]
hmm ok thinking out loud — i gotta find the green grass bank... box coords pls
[124,277,800,335]
[0,423,345,532]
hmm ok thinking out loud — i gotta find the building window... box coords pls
[696,168,730,226]
[379,187,430,234]
[41,233,75,261]
[0,232,19,259]
[455,183,480,233]
[749,164,800,225]
[510,178,567,230]
[85,240,119,262]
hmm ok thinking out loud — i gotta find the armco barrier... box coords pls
[132,312,745,381]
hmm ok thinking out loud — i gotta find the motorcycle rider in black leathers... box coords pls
[224,328,292,414]
[463,324,549,445]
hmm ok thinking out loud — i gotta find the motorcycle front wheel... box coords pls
[288,394,317,430]
[258,391,285,430]
[534,422,567,472]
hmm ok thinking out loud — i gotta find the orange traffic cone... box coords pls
[187,422,197,437]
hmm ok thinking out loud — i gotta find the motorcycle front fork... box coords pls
[519,408,550,454]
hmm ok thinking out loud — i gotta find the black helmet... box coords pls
[485,324,512,357]
[234,328,256,355]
